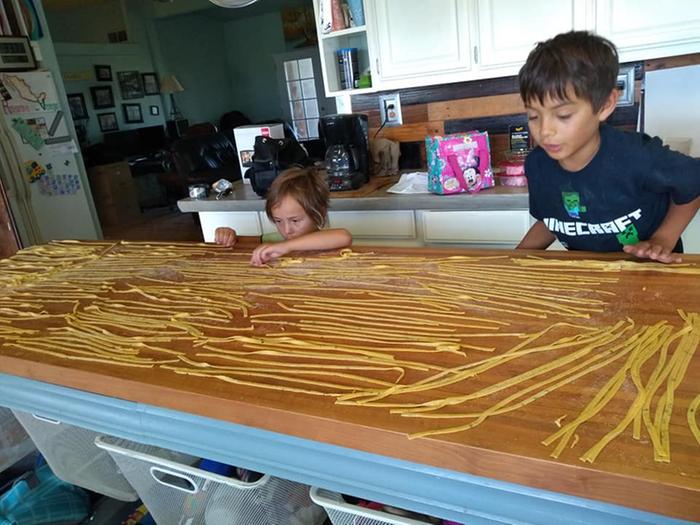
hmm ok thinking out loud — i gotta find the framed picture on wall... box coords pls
[98,112,118,132]
[122,103,143,124]
[142,73,160,95]
[117,71,144,99]
[90,86,115,109]
[94,64,112,81]
[67,93,88,120]
[149,105,160,116]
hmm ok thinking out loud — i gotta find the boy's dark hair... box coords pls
[519,31,619,112]
[266,167,329,228]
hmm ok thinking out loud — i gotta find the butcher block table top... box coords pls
[0,240,699,521]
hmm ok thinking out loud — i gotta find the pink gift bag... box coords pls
[426,131,494,195]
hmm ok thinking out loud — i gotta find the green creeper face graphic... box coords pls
[561,191,586,219]
[616,224,640,246]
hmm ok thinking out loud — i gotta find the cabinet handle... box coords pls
[375,58,380,76]
[473,46,479,64]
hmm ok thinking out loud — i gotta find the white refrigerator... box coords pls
[0,69,100,246]
[643,64,700,254]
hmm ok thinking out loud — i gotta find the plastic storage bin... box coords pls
[0,463,90,524]
[310,487,445,525]
[0,408,34,473]
[96,435,326,525]
[11,410,147,501]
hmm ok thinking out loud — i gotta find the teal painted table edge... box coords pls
[0,372,694,525]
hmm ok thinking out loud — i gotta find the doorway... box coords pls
[274,49,335,141]
[0,177,20,258]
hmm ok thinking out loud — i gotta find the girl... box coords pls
[214,168,352,266]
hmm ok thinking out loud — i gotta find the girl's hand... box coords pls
[214,227,238,247]
[250,242,290,266]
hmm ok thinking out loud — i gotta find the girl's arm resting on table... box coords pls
[250,228,352,266]
[516,220,556,250]
[623,196,700,264]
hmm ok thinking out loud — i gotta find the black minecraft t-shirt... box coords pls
[526,125,700,252]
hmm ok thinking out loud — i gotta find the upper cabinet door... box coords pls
[476,0,594,71]
[371,0,472,82]
[596,0,700,62]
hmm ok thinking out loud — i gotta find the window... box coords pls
[284,58,319,140]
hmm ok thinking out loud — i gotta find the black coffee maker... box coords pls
[319,113,369,191]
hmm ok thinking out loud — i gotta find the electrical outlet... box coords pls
[378,93,402,126]
[616,65,635,107]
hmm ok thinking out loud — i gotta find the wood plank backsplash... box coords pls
[351,64,645,169]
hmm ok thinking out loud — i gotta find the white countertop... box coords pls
[178,178,530,213]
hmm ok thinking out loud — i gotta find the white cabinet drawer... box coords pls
[683,214,700,254]
[260,212,276,235]
[528,215,566,251]
[199,211,262,241]
[328,211,416,238]
[421,210,530,243]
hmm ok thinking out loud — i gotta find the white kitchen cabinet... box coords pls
[596,0,700,62]
[261,209,420,246]
[368,0,594,86]
[197,209,537,248]
[260,212,277,235]
[420,210,531,248]
[264,210,417,239]
[475,0,594,74]
[198,211,262,242]
[683,213,700,254]
[312,0,700,98]
[368,0,473,88]
[527,215,567,251]
[329,210,416,237]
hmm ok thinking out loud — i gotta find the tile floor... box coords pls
[101,207,203,243]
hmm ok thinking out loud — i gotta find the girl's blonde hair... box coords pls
[265,168,329,229]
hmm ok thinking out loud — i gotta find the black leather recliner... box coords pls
[169,132,242,195]
[219,110,251,133]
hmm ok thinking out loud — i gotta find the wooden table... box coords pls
[0,241,698,524]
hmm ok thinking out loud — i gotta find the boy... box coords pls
[516,31,700,263]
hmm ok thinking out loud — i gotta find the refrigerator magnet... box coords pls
[23,160,45,183]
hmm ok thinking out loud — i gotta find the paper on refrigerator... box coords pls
[0,71,78,154]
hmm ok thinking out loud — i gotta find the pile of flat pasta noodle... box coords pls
[0,240,698,465]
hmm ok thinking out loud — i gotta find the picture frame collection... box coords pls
[66,65,164,134]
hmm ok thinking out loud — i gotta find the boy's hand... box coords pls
[214,227,237,247]
[623,240,682,264]
[250,242,290,266]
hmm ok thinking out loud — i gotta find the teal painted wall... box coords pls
[57,44,165,145]
[47,0,126,44]
[48,0,316,140]
[223,12,288,123]
[152,9,297,126]
[153,13,233,126]
[51,0,166,145]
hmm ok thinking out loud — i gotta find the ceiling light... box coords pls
[208,0,259,7]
